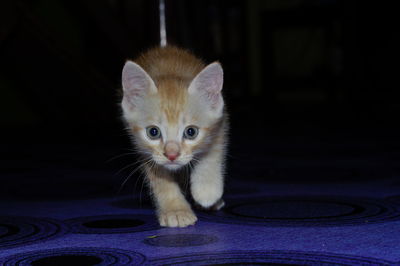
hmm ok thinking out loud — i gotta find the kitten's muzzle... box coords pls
[164,141,180,162]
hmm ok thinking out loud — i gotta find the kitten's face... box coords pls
[121,61,223,171]
[128,98,212,170]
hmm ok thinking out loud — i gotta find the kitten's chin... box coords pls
[163,163,184,171]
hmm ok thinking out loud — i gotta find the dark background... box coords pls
[1,0,399,200]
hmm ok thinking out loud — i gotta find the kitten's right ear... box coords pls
[121,61,157,111]
[188,62,224,117]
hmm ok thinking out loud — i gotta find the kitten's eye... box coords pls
[146,126,161,140]
[184,126,199,140]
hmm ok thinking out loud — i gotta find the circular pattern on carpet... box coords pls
[0,216,67,250]
[143,234,218,247]
[65,214,159,234]
[148,250,394,265]
[198,196,400,226]
[0,247,146,265]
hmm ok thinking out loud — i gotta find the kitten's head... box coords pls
[121,61,224,171]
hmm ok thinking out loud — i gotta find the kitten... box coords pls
[120,46,228,227]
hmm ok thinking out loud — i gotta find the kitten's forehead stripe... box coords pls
[157,79,187,124]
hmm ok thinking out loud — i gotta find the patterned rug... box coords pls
[1,141,399,265]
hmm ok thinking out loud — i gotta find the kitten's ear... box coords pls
[188,62,224,116]
[121,61,157,112]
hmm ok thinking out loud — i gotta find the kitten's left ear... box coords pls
[188,62,224,116]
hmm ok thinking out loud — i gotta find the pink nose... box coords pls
[164,141,180,162]
[166,153,179,161]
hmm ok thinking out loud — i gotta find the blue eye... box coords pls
[146,126,161,139]
[184,126,199,139]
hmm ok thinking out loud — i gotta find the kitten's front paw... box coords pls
[158,210,198,228]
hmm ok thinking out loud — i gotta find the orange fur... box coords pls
[158,78,187,124]
[134,46,205,124]
[135,46,205,81]
[132,126,142,133]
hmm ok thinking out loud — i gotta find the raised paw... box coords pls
[191,184,223,209]
[158,210,198,227]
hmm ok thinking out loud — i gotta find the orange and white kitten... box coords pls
[121,46,228,227]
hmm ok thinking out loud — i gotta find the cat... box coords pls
[120,46,228,227]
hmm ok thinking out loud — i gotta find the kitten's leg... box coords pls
[147,167,197,227]
[190,147,225,210]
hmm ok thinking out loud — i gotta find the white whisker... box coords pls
[117,156,152,195]
[114,156,152,177]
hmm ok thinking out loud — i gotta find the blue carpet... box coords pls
[1,141,400,265]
